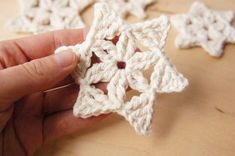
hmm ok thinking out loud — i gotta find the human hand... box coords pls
[0,29,108,156]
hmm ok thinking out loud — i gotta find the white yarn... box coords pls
[171,1,235,57]
[56,3,188,135]
[100,0,156,18]
[8,0,94,33]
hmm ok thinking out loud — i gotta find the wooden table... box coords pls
[1,0,235,155]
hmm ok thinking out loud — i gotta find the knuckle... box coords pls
[22,59,48,83]
[0,41,27,68]
[52,31,62,49]
[0,44,10,68]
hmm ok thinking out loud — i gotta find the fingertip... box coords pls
[82,27,90,39]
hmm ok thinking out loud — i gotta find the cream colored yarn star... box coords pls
[171,1,235,57]
[101,0,155,18]
[56,3,188,134]
[8,0,94,33]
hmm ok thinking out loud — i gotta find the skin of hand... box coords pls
[0,29,108,156]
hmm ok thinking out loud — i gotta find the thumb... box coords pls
[0,51,78,106]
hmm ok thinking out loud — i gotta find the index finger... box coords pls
[0,29,86,61]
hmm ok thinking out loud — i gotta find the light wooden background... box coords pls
[1,0,235,156]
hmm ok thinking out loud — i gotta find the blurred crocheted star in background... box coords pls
[7,0,93,33]
[171,1,235,57]
[7,0,156,34]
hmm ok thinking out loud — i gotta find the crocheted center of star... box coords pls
[117,61,126,69]
[171,1,235,57]
[56,3,188,134]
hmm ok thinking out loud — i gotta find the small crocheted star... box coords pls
[100,0,156,18]
[56,3,188,134]
[8,0,93,33]
[171,1,235,57]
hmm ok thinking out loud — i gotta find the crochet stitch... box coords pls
[8,0,93,33]
[171,1,235,57]
[56,2,188,134]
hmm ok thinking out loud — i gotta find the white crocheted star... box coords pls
[8,0,93,33]
[56,3,188,134]
[171,1,235,57]
[100,0,155,18]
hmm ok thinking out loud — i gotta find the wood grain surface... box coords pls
[1,0,235,156]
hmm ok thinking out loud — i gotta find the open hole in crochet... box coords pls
[66,1,70,7]
[26,15,34,22]
[117,61,126,69]
[125,89,141,102]
[203,25,209,31]
[143,66,154,84]
[32,2,39,7]
[61,16,66,21]
[207,36,212,41]
[91,82,107,95]
[42,19,50,25]
[124,65,154,102]
[91,52,101,64]
[213,19,218,23]
[87,52,101,71]
[208,38,212,42]
[47,9,53,13]
[186,19,192,25]
[105,36,119,45]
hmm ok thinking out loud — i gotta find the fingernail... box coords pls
[54,51,76,68]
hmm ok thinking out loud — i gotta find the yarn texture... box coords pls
[8,0,93,33]
[56,3,188,134]
[171,1,235,57]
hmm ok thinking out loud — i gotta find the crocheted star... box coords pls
[8,0,93,33]
[100,0,155,18]
[56,3,188,134]
[171,1,235,57]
